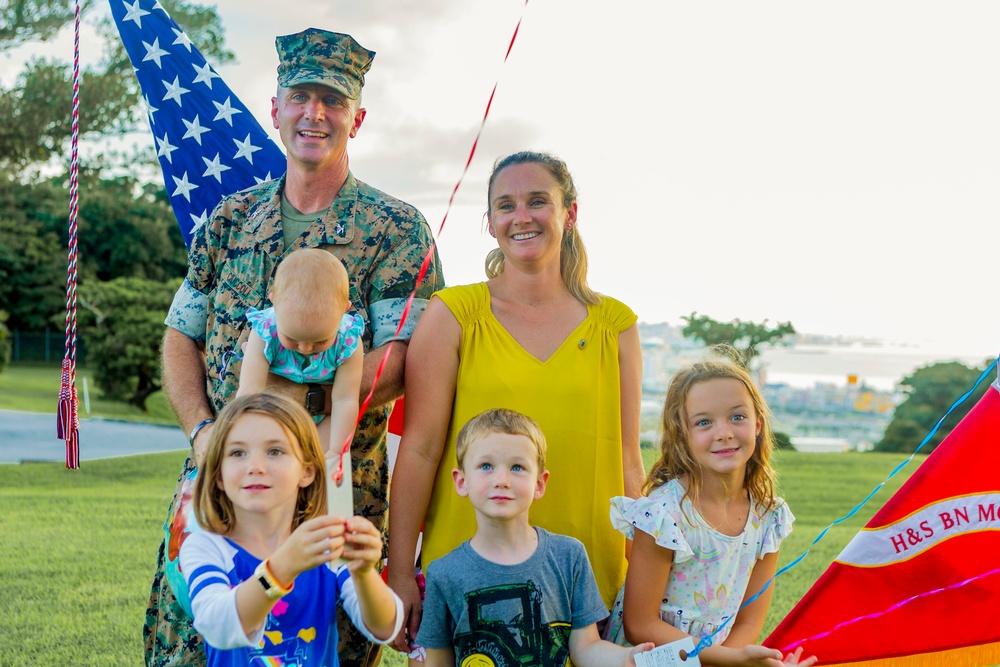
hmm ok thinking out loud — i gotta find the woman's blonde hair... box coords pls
[270,248,350,314]
[645,346,778,512]
[485,151,600,305]
[193,393,327,534]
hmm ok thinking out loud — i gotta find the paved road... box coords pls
[0,409,185,463]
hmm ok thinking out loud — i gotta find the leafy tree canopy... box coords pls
[680,311,796,368]
[774,430,795,451]
[78,276,181,409]
[0,0,222,331]
[0,170,186,330]
[875,360,995,454]
[0,310,10,373]
[0,0,95,51]
[0,0,233,172]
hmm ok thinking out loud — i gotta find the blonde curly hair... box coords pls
[645,346,778,512]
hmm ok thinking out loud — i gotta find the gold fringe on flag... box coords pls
[829,640,1000,667]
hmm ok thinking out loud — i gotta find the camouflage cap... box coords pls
[275,28,375,100]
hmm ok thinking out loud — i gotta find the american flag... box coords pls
[110,0,286,248]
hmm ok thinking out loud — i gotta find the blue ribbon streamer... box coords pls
[688,356,998,658]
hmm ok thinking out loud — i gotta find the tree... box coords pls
[0,170,186,330]
[74,171,188,282]
[78,276,181,409]
[0,310,10,373]
[680,312,796,368]
[0,0,234,172]
[875,360,994,454]
[0,0,95,51]
[0,180,67,330]
[773,430,795,451]
[0,2,222,331]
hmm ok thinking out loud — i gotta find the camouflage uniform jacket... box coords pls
[181,171,443,526]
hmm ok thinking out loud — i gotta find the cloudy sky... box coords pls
[6,1,998,358]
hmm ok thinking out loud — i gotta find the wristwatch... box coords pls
[254,559,294,600]
[305,383,325,416]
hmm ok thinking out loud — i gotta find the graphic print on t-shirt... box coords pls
[453,581,571,667]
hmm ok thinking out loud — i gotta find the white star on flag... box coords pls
[142,37,169,68]
[122,0,149,27]
[190,210,209,232]
[181,115,210,145]
[233,134,263,165]
[202,154,232,183]
[111,0,286,247]
[192,62,220,89]
[212,97,241,126]
[162,75,190,105]
[171,27,193,52]
[156,132,178,163]
[171,172,198,201]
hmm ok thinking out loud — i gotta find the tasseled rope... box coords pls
[58,0,83,469]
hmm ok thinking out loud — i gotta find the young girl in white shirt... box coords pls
[606,350,815,667]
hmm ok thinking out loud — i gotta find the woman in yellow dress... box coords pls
[387,151,644,654]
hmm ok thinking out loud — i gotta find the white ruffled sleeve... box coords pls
[759,499,795,557]
[609,490,695,564]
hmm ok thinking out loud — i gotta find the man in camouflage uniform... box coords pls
[145,28,444,667]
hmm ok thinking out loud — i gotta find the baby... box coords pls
[236,248,362,455]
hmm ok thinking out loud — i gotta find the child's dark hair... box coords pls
[455,408,547,472]
[645,346,778,511]
[193,393,327,534]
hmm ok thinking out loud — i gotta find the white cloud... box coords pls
[3,0,997,357]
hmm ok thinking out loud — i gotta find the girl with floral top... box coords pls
[606,348,816,667]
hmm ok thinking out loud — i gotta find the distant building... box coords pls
[636,322,903,449]
[792,436,850,453]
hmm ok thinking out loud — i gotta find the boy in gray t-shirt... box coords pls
[415,409,653,667]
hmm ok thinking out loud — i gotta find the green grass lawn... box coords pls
[0,447,927,666]
[0,362,175,424]
[0,451,187,667]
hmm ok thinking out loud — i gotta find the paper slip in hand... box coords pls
[634,637,698,667]
[326,450,353,569]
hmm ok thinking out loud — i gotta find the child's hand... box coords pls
[341,516,383,575]
[269,515,346,584]
[732,644,787,667]
[624,642,655,666]
[781,646,817,666]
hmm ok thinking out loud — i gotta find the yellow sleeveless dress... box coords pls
[420,282,637,608]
